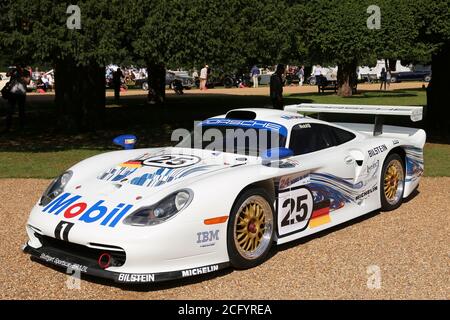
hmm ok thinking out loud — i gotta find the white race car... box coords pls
[23,104,425,284]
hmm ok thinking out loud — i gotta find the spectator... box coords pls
[380,67,387,91]
[192,68,198,80]
[41,73,50,91]
[297,65,305,86]
[113,67,124,101]
[313,65,322,86]
[4,65,30,132]
[46,72,54,91]
[270,64,285,110]
[199,64,208,90]
[386,68,391,90]
[251,65,260,88]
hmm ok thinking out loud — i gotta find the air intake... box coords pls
[225,110,257,120]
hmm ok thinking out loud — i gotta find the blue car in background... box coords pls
[390,66,431,83]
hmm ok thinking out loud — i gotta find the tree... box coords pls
[303,0,373,96]
[0,0,129,131]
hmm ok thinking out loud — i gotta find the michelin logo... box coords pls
[355,185,378,201]
[181,265,219,277]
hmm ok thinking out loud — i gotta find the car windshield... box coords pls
[175,124,287,157]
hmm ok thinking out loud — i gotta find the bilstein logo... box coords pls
[42,193,133,228]
[117,273,155,283]
[368,144,387,157]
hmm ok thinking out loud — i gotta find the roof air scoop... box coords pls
[225,110,257,120]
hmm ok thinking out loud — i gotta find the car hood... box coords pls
[95,147,250,192]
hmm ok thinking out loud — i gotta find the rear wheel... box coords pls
[141,81,148,91]
[227,188,274,269]
[380,154,405,211]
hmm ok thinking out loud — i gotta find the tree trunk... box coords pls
[54,59,105,132]
[337,61,357,97]
[388,59,397,72]
[426,43,450,142]
[146,62,166,105]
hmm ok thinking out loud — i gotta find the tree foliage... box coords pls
[0,0,449,130]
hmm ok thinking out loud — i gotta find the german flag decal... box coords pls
[309,199,331,228]
[120,160,143,169]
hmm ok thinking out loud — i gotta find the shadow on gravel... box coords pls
[269,187,420,259]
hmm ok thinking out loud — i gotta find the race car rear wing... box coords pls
[284,103,423,136]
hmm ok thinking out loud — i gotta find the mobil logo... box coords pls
[42,193,133,228]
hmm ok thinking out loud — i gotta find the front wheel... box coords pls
[380,154,405,211]
[227,188,274,269]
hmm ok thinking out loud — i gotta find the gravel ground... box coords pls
[0,178,448,300]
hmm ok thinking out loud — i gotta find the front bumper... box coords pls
[23,239,229,284]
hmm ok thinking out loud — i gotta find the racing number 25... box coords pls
[278,187,313,236]
[142,154,200,168]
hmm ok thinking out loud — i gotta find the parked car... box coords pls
[136,71,195,91]
[390,66,431,83]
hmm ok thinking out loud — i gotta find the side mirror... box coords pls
[113,134,137,150]
[261,147,293,162]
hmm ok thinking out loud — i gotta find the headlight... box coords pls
[39,171,73,206]
[123,189,193,226]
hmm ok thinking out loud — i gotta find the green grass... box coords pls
[0,150,103,178]
[286,89,426,106]
[423,143,450,177]
[1,143,448,179]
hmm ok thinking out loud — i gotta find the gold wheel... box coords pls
[233,195,273,260]
[383,159,404,205]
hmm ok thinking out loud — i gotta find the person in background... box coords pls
[251,65,260,88]
[314,65,322,86]
[386,68,392,90]
[4,65,30,132]
[199,64,208,90]
[113,67,124,101]
[270,64,285,110]
[46,72,54,91]
[380,67,387,91]
[192,68,198,81]
[297,65,305,86]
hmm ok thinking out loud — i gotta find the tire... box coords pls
[223,77,234,88]
[141,81,148,91]
[390,77,397,83]
[309,78,316,85]
[380,153,405,211]
[227,188,274,269]
[424,75,431,82]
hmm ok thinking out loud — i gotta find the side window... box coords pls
[328,126,356,145]
[289,123,335,156]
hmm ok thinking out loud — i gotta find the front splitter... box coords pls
[23,244,229,284]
